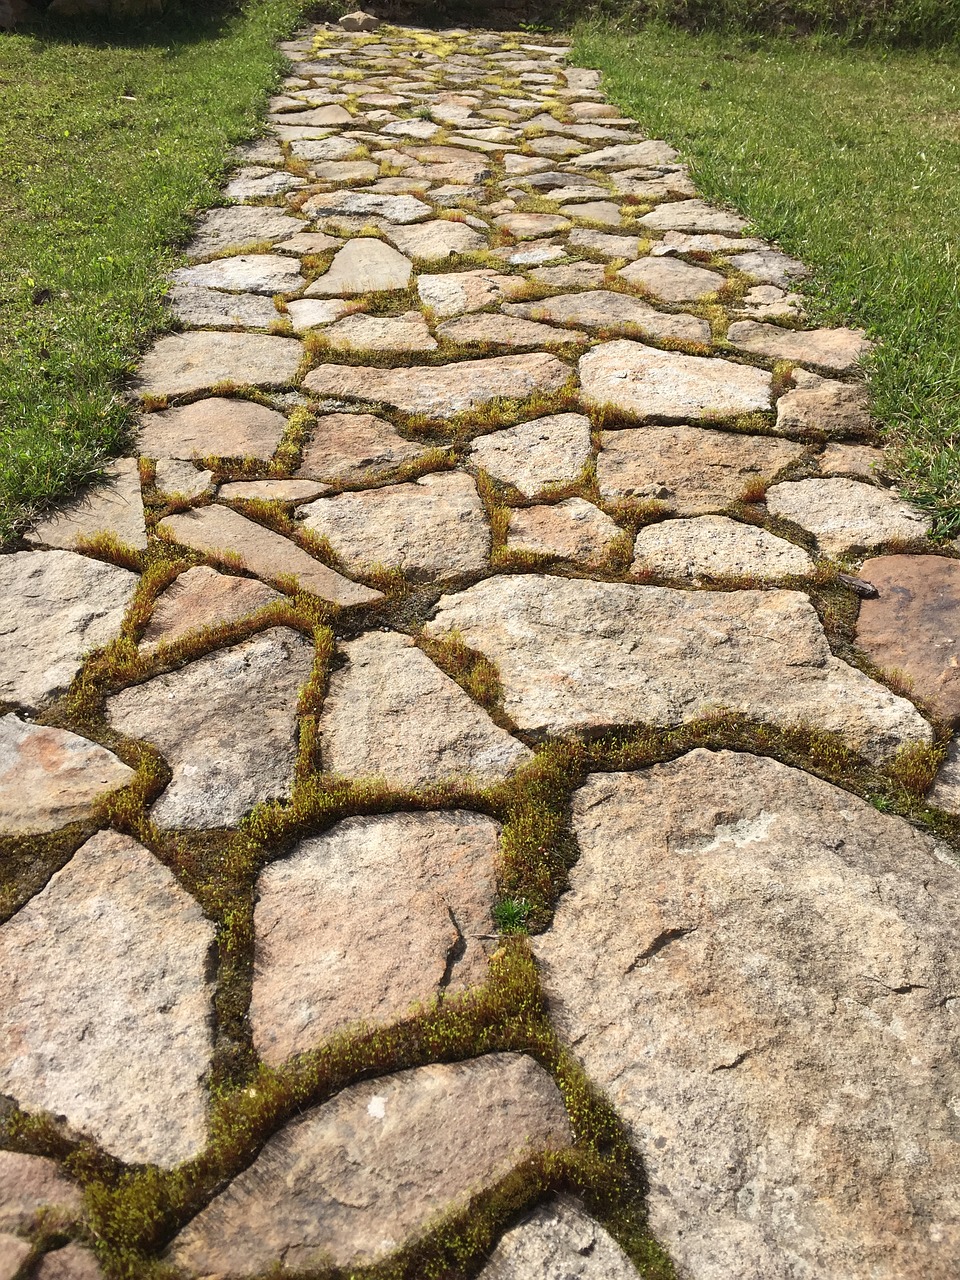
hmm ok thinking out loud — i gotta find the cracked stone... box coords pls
[297,411,428,484]
[480,1197,641,1280]
[158,505,381,605]
[165,285,280,330]
[170,253,306,295]
[469,413,592,498]
[423,574,930,760]
[319,630,531,786]
[304,238,413,295]
[168,1054,571,1273]
[503,291,710,344]
[136,331,302,397]
[0,1151,83,1232]
[534,750,960,1280]
[138,397,288,462]
[139,565,281,655]
[321,309,437,352]
[727,321,873,373]
[25,458,146,552]
[0,830,215,1167]
[381,218,487,260]
[251,811,499,1064]
[416,268,527,317]
[302,191,431,223]
[632,514,814,582]
[775,372,873,438]
[639,199,749,234]
[0,550,138,711]
[298,471,489,580]
[507,498,622,564]
[0,714,135,835]
[185,206,303,259]
[765,478,932,557]
[618,255,725,302]
[107,628,314,828]
[437,312,588,348]
[580,341,773,420]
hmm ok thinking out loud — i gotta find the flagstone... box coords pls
[560,199,623,225]
[567,228,643,259]
[503,291,710,344]
[224,168,306,200]
[138,396,288,463]
[632,514,815,582]
[640,199,750,234]
[289,135,366,160]
[818,441,885,479]
[480,1198,641,1280]
[526,136,586,157]
[381,218,487,259]
[571,140,678,168]
[320,309,438,352]
[304,238,413,295]
[0,1236,30,1280]
[165,285,280,330]
[416,268,527,317]
[285,297,354,330]
[34,1245,105,1280]
[0,1152,83,1232]
[728,321,873,373]
[774,370,873,437]
[138,565,281,654]
[765,478,932,557]
[275,230,341,254]
[469,412,592,497]
[651,231,766,256]
[297,411,428,483]
[303,191,431,223]
[218,478,330,502]
[495,212,571,239]
[25,458,147,552]
[507,498,622,564]
[726,247,810,286]
[529,261,607,289]
[437,313,588,348]
[136,331,302,397]
[185,206,304,259]
[618,255,726,302]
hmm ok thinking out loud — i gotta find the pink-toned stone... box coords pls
[139,565,281,654]
[506,499,622,564]
[137,397,288,463]
[297,412,428,484]
[0,1151,82,1232]
[135,332,302,398]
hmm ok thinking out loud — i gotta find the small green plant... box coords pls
[494,897,531,933]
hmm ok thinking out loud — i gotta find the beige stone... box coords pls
[775,373,873,438]
[303,191,431,223]
[153,458,214,499]
[304,238,413,296]
[640,199,749,234]
[0,1234,29,1280]
[25,458,146,552]
[0,1151,82,1232]
[618,255,725,302]
[727,248,810,286]
[437,312,588,348]
[529,261,606,289]
[727,321,873,373]
[382,219,487,260]
[165,285,280,331]
[819,442,886,480]
[571,140,678,168]
[494,212,571,239]
[297,411,428,484]
[320,309,437,352]
[470,413,592,498]
[34,1244,105,1280]
[765,478,932,556]
[139,565,281,654]
[185,206,303,259]
[480,1197,640,1279]
[284,298,353,331]
[170,253,305,295]
[632,514,814,582]
[534,751,960,1280]
[417,268,528,317]
[503,291,710,344]
[566,228,642,259]
[560,199,622,225]
[135,331,302,398]
[507,499,622,564]
[217,478,329,503]
[137,397,289,462]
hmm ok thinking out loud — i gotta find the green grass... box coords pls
[0,0,318,544]
[573,20,960,531]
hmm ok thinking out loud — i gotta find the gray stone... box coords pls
[251,811,499,1063]
[185,206,304,259]
[289,136,365,161]
[304,238,413,296]
[529,261,606,289]
[380,118,442,140]
[504,153,555,175]
[727,248,810,287]
[108,628,314,828]
[560,199,622,225]
[304,352,570,417]
[224,168,306,201]
[168,1054,571,1273]
[320,630,531,786]
[275,231,341,254]
[25,458,146,552]
[534,750,960,1280]
[618,255,726,302]
[273,105,354,128]
[381,219,487,260]
[0,714,134,834]
[571,140,678,169]
[507,499,622,564]
[632,514,814,582]
[609,172,697,200]
[423,575,930,760]
[503,291,710,344]
[727,321,873,373]
[651,231,766,256]
[299,472,489,580]
[765,478,932,557]
[735,284,805,321]
[158,506,381,606]
[165,285,280,330]
[34,1244,105,1280]
[417,269,528,317]
[580,341,773,421]
[0,551,137,711]
[297,411,428,484]
[437,313,588,348]
[640,200,749,234]
[153,458,214,499]
[480,1197,640,1280]
[775,372,873,437]
[493,240,566,266]
[136,332,302,398]
[139,565,281,654]
[170,253,305,295]
[285,298,353,331]
[138,397,288,462]
[565,68,602,90]
[0,1151,82,1232]
[0,830,214,1167]
[321,309,437,353]
[302,191,431,223]
[309,159,379,182]
[470,413,592,498]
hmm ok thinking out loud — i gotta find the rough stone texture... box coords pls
[580,341,773,421]
[503,291,710,345]
[727,321,873,373]
[632,514,814,582]
[219,478,329,502]
[470,413,592,498]
[437,313,588,348]
[251,811,500,1063]
[652,231,766,256]
[928,736,960,814]
[139,565,281,654]
[285,298,353,331]
[298,472,489,580]
[571,140,678,169]
[479,1197,641,1280]
[534,750,960,1280]
[417,268,527,317]
[765,478,932,557]
[382,219,487,260]
[0,551,138,711]
[158,506,381,606]
[321,309,438,353]
[0,1234,29,1280]
[735,284,805,321]
[819,442,886,480]
[135,331,302,397]
[507,499,622,564]
[153,458,214,499]
[597,425,805,515]
[165,285,280,331]
[423,575,931,760]
[107,628,314,828]
[529,261,606,289]
[34,1245,105,1280]
[25,458,147,552]
[297,412,428,484]
[303,191,431,224]
[726,248,810,286]
[137,397,289,462]
[185,206,303,259]
[494,212,571,239]
[618,255,726,302]
[0,1151,82,1232]
[304,353,570,417]
[566,228,642,259]
[855,556,960,722]
[775,373,873,438]
[339,10,380,31]
[0,830,214,1167]
[305,238,414,296]
[170,253,305,295]
[0,714,135,834]
[639,199,749,234]
[320,630,531,785]
[169,1054,572,1273]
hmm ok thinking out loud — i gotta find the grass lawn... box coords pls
[573,20,960,532]
[0,0,312,544]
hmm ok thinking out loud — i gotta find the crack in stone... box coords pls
[624,925,697,973]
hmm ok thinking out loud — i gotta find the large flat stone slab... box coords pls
[503,292,710,345]
[158,506,381,605]
[570,140,678,168]
[320,309,437,353]
[618,255,726,302]
[251,811,499,1063]
[416,268,528,318]
[765,478,932,557]
[299,472,489,580]
[580,341,773,421]
[165,285,280,331]
[0,714,134,834]
[297,411,428,484]
[304,353,570,417]
[170,253,306,295]
[24,458,146,552]
[0,551,138,711]
[168,1054,572,1273]
[107,628,313,828]
[382,218,487,260]
[302,191,431,223]
[0,830,214,1167]
[185,206,304,259]
[597,425,805,515]
[480,1197,641,1279]
[534,750,960,1280]
[727,321,872,373]
[319,630,532,786]
[639,199,749,234]
[470,412,592,498]
[137,397,289,462]
[775,370,873,438]
[305,238,413,296]
[423,575,931,760]
[136,332,303,398]
[139,565,281,654]
[437,313,588,349]
[632,514,814,582]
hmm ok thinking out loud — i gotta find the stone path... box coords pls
[1,16,959,1280]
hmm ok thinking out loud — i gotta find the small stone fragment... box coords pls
[632,514,814,582]
[618,255,725,302]
[765,478,932,557]
[34,1244,105,1280]
[639,199,749,234]
[25,458,146,552]
[503,291,710,344]
[158,506,381,605]
[470,413,592,498]
[320,309,437,353]
[139,565,281,655]
[381,218,487,260]
[304,238,413,295]
[507,499,622,564]
[138,397,287,462]
[339,10,380,31]
[168,1055,571,1273]
[480,1197,641,1280]
[251,811,500,1063]
[416,269,527,318]
[727,321,872,373]
[136,332,302,398]
[170,253,305,295]
[320,630,531,786]
[298,472,489,580]
[775,373,873,438]
[276,231,341,254]
[297,412,428,484]
[0,551,137,711]
[735,284,805,321]
[437,313,588,348]
[0,830,215,1167]
[0,1151,82,1232]
[153,458,214,500]
[108,628,314,828]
